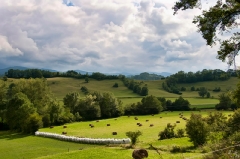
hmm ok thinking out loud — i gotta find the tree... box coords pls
[141,86,148,96]
[173,0,240,64]
[227,109,240,136]
[186,113,210,147]
[0,81,7,124]
[198,87,208,98]
[140,95,163,115]
[112,83,118,87]
[171,96,191,111]
[63,92,80,113]
[94,92,124,118]
[2,76,7,81]
[206,92,211,98]
[7,78,53,116]
[6,92,37,132]
[78,95,101,120]
[157,97,167,110]
[85,77,89,83]
[215,93,232,110]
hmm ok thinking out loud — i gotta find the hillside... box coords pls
[46,77,239,107]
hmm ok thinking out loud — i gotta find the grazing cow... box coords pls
[132,149,148,159]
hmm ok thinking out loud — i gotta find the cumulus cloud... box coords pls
[0,0,236,73]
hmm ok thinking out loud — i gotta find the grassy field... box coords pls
[0,111,233,159]
[1,77,238,158]
[46,77,239,108]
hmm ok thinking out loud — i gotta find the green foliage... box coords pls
[80,86,89,94]
[112,82,118,87]
[190,86,195,91]
[198,87,208,98]
[173,0,240,64]
[63,92,80,113]
[6,92,37,132]
[92,91,124,118]
[125,130,142,146]
[213,87,221,92]
[78,94,101,120]
[233,81,240,108]
[158,123,176,140]
[2,76,7,81]
[227,109,240,136]
[24,113,43,134]
[205,112,227,132]
[167,96,190,111]
[157,97,167,110]
[140,95,163,115]
[215,93,232,110]
[206,92,211,98]
[122,78,149,96]
[131,72,164,80]
[85,77,89,83]
[176,128,185,138]
[186,113,210,147]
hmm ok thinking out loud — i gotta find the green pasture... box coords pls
[0,111,233,159]
[46,77,239,100]
[46,78,140,100]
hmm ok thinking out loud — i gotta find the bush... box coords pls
[126,130,142,146]
[175,128,185,138]
[158,123,176,140]
[112,83,118,87]
[186,114,210,147]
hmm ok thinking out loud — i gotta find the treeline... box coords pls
[167,69,233,84]
[124,96,191,115]
[5,69,120,80]
[162,69,236,95]
[122,78,149,96]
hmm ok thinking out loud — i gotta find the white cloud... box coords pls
[0,0,237,74]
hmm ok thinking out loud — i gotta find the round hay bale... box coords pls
[132,149,148,159]
[112,132,117,135]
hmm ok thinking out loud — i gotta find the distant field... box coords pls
[46,77,239,99]
[45,77,239,109]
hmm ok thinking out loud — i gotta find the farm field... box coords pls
[0,111,233,159]
[45,77,239,109]
[1,77,239,158]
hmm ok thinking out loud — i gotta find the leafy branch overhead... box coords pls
[173,0,240,63]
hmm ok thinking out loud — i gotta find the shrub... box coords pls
[176,129,185,138]
[112,83,118,87]
[158,123,176,140]
[126,130,142,146]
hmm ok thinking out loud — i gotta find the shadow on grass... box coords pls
[0,131,30,140]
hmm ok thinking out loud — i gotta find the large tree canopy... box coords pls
[173,0,240,64]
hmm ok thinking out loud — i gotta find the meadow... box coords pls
[47,77,239,108]
[1,111,234,159]
[1,77,239,159]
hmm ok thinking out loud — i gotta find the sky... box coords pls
[0,0,239,74]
